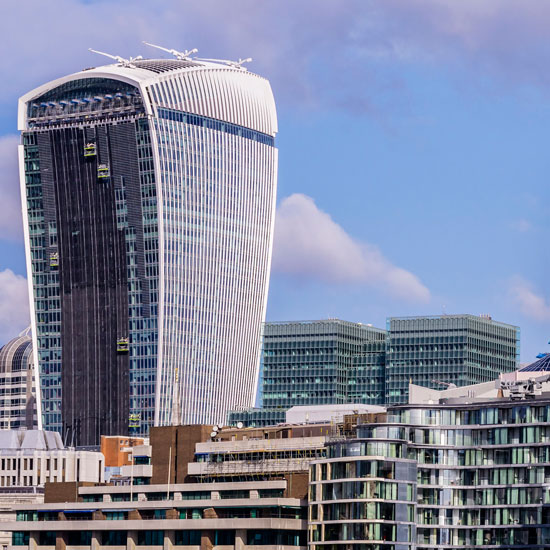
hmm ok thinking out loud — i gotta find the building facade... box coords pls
[231,315,519,426]
[310,395,550,549]
[260,320,386,409]
[385,314,519,404]
[10,389,550,549]
[18,54,278,443]
[7,480,306,550]
[0,332,37,430]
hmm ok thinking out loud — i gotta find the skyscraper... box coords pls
[18,51,278,444]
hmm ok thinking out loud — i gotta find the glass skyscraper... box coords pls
[18,55,278,444]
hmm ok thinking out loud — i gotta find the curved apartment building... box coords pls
[18,55,278,444]
[310,400,550,549]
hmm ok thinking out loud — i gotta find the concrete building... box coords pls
[12,380,550,549]
[0,430,104,549]
[0,331,37,430]
[19,50,278,443]
[0,430,103,488]
[7,479,306,550]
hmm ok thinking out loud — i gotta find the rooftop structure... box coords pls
[519,352,550,372]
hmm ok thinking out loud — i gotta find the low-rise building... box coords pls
[7,480,307,550]
[0,430,103,549]
[11,378,550,549]
[0,430,103,488]
[101,436,151,485]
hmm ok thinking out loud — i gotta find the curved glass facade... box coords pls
[311,400,550,549]
[19,59,277,443]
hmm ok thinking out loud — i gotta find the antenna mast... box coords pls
[88,48,143,68]
[195,57,252,70]
[143,42,198,60]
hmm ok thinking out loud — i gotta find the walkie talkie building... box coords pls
[18,53,278,445]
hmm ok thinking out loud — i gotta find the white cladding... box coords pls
[285,404,386,424]
[19,59,278,427]
[0,430,104,487]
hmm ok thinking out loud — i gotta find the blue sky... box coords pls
[0,0,549,362]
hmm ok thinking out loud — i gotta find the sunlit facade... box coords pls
[310,401,550,549]
[18,57,277,444]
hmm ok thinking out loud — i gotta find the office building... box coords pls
[7,421,315,550]
[386,314,519,403]
[12,377,550,549]
[261,320,386,408]
[309,375,550,549]
[230,320,385,426]
[4,404,368,550]
[18,50,278,443]
[231,315,519,426]
[0,331,37,430]
[0,427,105,548]
[349,338,387,405]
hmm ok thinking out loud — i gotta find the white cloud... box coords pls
[511,219,532,233]
[272,193,430,302]
[3,0,550,120]
[509,276,550,321]
[0,269,30,345]
[0,135,23,242]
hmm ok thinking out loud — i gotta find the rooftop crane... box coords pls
[195,57,252,70]
[143,42,198,60]
[499,372,550,400]
[88,49,143,68]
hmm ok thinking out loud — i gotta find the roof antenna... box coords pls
[195,57,252,70]
[88,48,143,68]
[143,42,198,60]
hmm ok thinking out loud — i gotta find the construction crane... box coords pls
[196,57,252,70]
[88,49,143,68]
[499,372,550,400]
[143,42,198,60]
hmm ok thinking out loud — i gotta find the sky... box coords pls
[0,0,549,362]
